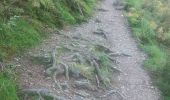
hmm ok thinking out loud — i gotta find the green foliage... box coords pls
[0,73,19,100]
[125,0,170,99]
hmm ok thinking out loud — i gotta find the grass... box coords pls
[0,0,96,61]
[143,45,166,71]
[0,72,18,100]
[0,0,96,99]
[125,0,170,99]
[93,51,113,87]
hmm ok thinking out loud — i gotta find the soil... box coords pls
[14,0,161,100]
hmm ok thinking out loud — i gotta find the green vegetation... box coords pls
[0,0,96,99]
[125,0,170,99]
[0,0,96,61]
[0,72,18,100]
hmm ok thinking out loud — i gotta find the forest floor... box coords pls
[14,0,161,99]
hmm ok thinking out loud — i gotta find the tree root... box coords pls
[93,60,103,85]
[109,52,131,57]
[95,74,100,87]
[97,8,109,12]
[60,62,69,80]
[94,44,113,53]
[100,89,124,100]
[46,47,58,75]
[42,35,120,90]
[93,29,107,39]
[22,89,64,100]
[53,71,62,90]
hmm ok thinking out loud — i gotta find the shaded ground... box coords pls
[15,0,161,99]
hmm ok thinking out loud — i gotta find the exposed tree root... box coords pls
[93,60,104,85]
[46,47,58,76]
[97,8,109,12]
[60,62,69,80]
[109,52,131,57]
[95,74,100,87]
[33,33,121,91]
[22,89,64,100]
[53,71,62,90]
[100,89,124,100]
[93,29,107,39]
[94,44,113,53]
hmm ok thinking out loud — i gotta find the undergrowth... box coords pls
[125,0,170,99]
[0,0,96,99]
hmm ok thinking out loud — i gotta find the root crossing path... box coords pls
[17,0,161,100]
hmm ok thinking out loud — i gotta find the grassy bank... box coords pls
[125,0,170,99]
[0,0,96,99]
[0,0,96,61]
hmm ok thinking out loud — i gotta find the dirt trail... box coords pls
[16,0,161,100]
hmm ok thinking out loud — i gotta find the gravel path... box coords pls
[102,0,161,100]
[17,0,161,100]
